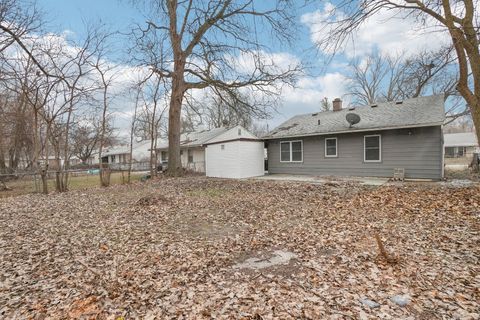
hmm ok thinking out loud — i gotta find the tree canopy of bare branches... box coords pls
[312,0,480,146]
[346,47,465,123]
[130,0,302,175]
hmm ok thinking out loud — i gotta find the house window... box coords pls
[364,135,381,162]
[161,151,168,161]
[280,140,303,162]
[446,146,467,158]
[325,138,337,157]
[188,150,193,163]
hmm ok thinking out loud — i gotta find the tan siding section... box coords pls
[268,126,443,179]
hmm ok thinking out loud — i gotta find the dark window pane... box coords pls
[292,150,302,161]
[326,139,336,148]
[188,150,193,163]
[457,147,464,157]
[445,147,454,158]
[292,141,302,152]
[326,139,336,156]
[365,149,380,161]
[365,136,379,148]
[326,146,336,156]
[280,143,290,161]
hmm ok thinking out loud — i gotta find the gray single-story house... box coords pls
[264,94,446,180]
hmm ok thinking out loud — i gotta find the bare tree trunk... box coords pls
[127,150,133,183]
[98,77,109,187]
[54,145,63,192]
[167,73,185,176]
[149,136,156,177]
[32,110,40,192]
[128,89,141,183]
[61,103,74,191]
[41,123,50,195]
[470,101,480,171]
[168,100,182,176]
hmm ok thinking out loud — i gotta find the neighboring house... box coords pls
[444,132,479,168]
[264,95,446,180]
[101,140,152,170]
[70,152,99,166]
[156,125,264,178]
[38,156,63,171]
[156,127,228,173]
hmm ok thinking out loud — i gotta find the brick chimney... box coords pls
[332,98,342,112]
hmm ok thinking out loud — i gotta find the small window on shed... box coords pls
[238,129,242,136]
[221,144,225,150]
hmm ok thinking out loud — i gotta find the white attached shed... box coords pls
[205,126,265,179]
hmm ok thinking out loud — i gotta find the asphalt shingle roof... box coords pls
[265,94,445,139]
[156,127,229,149]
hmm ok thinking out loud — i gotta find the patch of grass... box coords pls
[186,188,227,198]
[0,172,143,198]
[445,169,480,181]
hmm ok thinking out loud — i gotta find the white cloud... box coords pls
[301,2,450,58]
[267,72,349,127]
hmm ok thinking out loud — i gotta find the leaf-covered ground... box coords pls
[0,177,479,319]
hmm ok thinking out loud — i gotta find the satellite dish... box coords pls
[346,113,361,127]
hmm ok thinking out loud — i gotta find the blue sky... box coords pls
[37,1,450,136]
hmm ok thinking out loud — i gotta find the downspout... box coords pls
[441,125,445,179]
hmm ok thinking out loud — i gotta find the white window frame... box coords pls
[325,137,338,157]
[280,140,303,163]
[364,134,382,162]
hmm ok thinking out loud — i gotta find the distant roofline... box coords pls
[155,126,233,150]
[264,122,443,140]
[204,137,263,146]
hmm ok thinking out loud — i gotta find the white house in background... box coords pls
[444,132,479,168]
[102,140,152,169]
[156,127,228,172]
[205,126,265,178]
[156,125,265,178]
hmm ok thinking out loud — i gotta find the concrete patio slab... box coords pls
[253,174,389,186]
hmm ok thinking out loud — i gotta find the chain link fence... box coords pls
[0,164,151,198]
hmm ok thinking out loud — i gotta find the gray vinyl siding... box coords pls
[267,126,443,180]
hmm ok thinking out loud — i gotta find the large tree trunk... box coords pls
[167,71,185,176]
[167,94,183,176]
[470,99,480,156]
